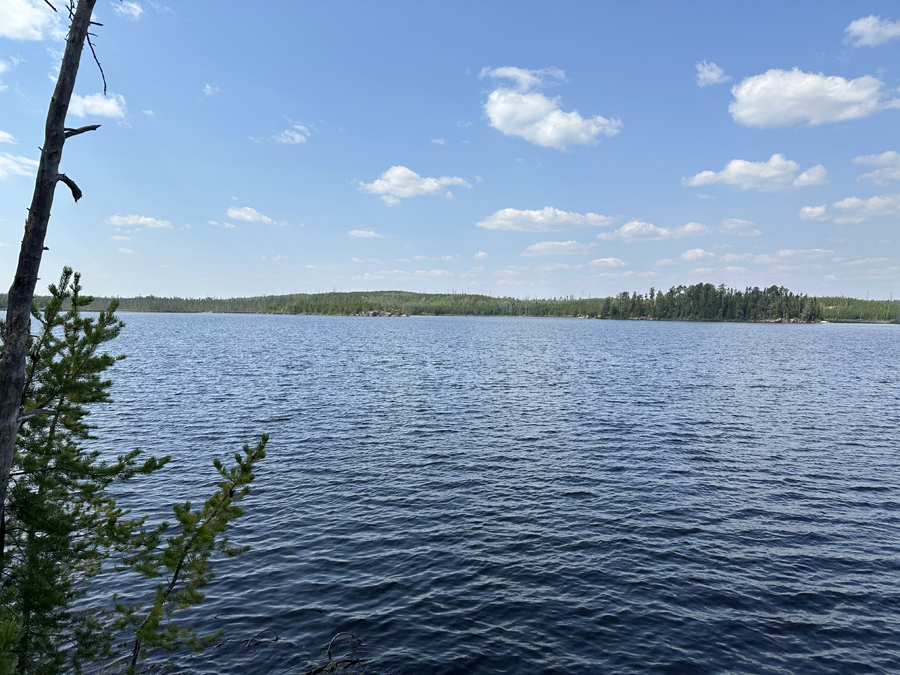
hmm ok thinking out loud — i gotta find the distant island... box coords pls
[4,283,898,323]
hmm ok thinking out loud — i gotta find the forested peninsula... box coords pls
[4,282,899,323]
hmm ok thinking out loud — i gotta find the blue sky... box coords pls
[1,1,899,299]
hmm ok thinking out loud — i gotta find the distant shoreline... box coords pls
[5,283,896,324]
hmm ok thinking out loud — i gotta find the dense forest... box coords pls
[4,282,899,322]
[7,282,888,321]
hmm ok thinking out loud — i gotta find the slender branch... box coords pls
[327,632,360,661]
[16,408,55,424]
[56,174,83,202]
[85,31,106,95]
[64,124,100,138]
[43,1,57,11]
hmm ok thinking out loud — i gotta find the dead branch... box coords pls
[56,174,83,202]
[246,628,279,647]
[85,31,107,94]
[64,124,101,138]
[327,632,361,661]
[16,408,55,424]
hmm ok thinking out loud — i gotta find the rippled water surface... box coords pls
[88,314,900,674]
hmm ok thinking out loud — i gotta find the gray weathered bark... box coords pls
[0,0,98,508]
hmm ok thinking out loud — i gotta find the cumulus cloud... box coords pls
[0,153,38,179]
[832,195,900,224]
[799,194,900,224]
[798,205,829,221]
[474,251,488,259]
[69,93,127,118]
[476,206,615,232]
[0,131,15,145]
[681,248,715,261]
[0,0,61,40]
[113,1,143,20]
[520,240,596,256]
[203,84,220,97]
[226,206,285,225]
[844,15,900,47]
[597,220,710,241]
[682,154,827,192]
[431,138,446,145]
[695,61,730,87]
[480,66,621,150]
[729,68,899,127]
[589,257,628,267]
[359,165,470,205]
[854,151,900,185]
[207,220,236,229]
[720,218,761,237]
[106,214,172,228]
[118,248,134,254]
[349,229,383,238]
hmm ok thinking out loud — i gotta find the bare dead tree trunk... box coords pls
[0,0,98,508]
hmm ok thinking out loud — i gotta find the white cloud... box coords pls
[203,84,220,97]
[729,68,898,127]
[111,235,130,241]
[0,153,37,180]
[349,229,383,238]
[681,248,715,261]
[476,206,615,232]
[832,194,900,224]
[141,109,155,116]
[207,220,236,229]
[359,165,470,205]
[682,154,827,192]
[275,123,310,144]
[695,61,730,87]
[474,251,488,259]
[113,1,143,20]
[0,0,61,40]
[118,248,134,254]
[844,15,900,47]
[106,214,172,229]
[431,138,446,145]
[854,151,900,185]
[520,240,596,256]
[226,206,285,225]
[480,66,622,150]
[456,120,473,129]
[720,248,835,266]
[720,218,761,236]
[589,257,628,267]
[799,195,900,224]
[597,220,710,241]
[69,93,127,118]
[798,205,829,221]
[414,269,453,277]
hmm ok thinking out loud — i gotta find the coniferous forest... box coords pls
[6,282,899,322]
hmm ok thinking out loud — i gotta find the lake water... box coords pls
[86,314,900,674]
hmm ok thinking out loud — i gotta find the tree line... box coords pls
[3,283,867,322]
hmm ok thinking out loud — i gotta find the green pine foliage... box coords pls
[0,268,267,673]
[0,268,170,674]
[115,435,267,673]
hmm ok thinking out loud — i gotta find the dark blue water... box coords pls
[87,315,900,674]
